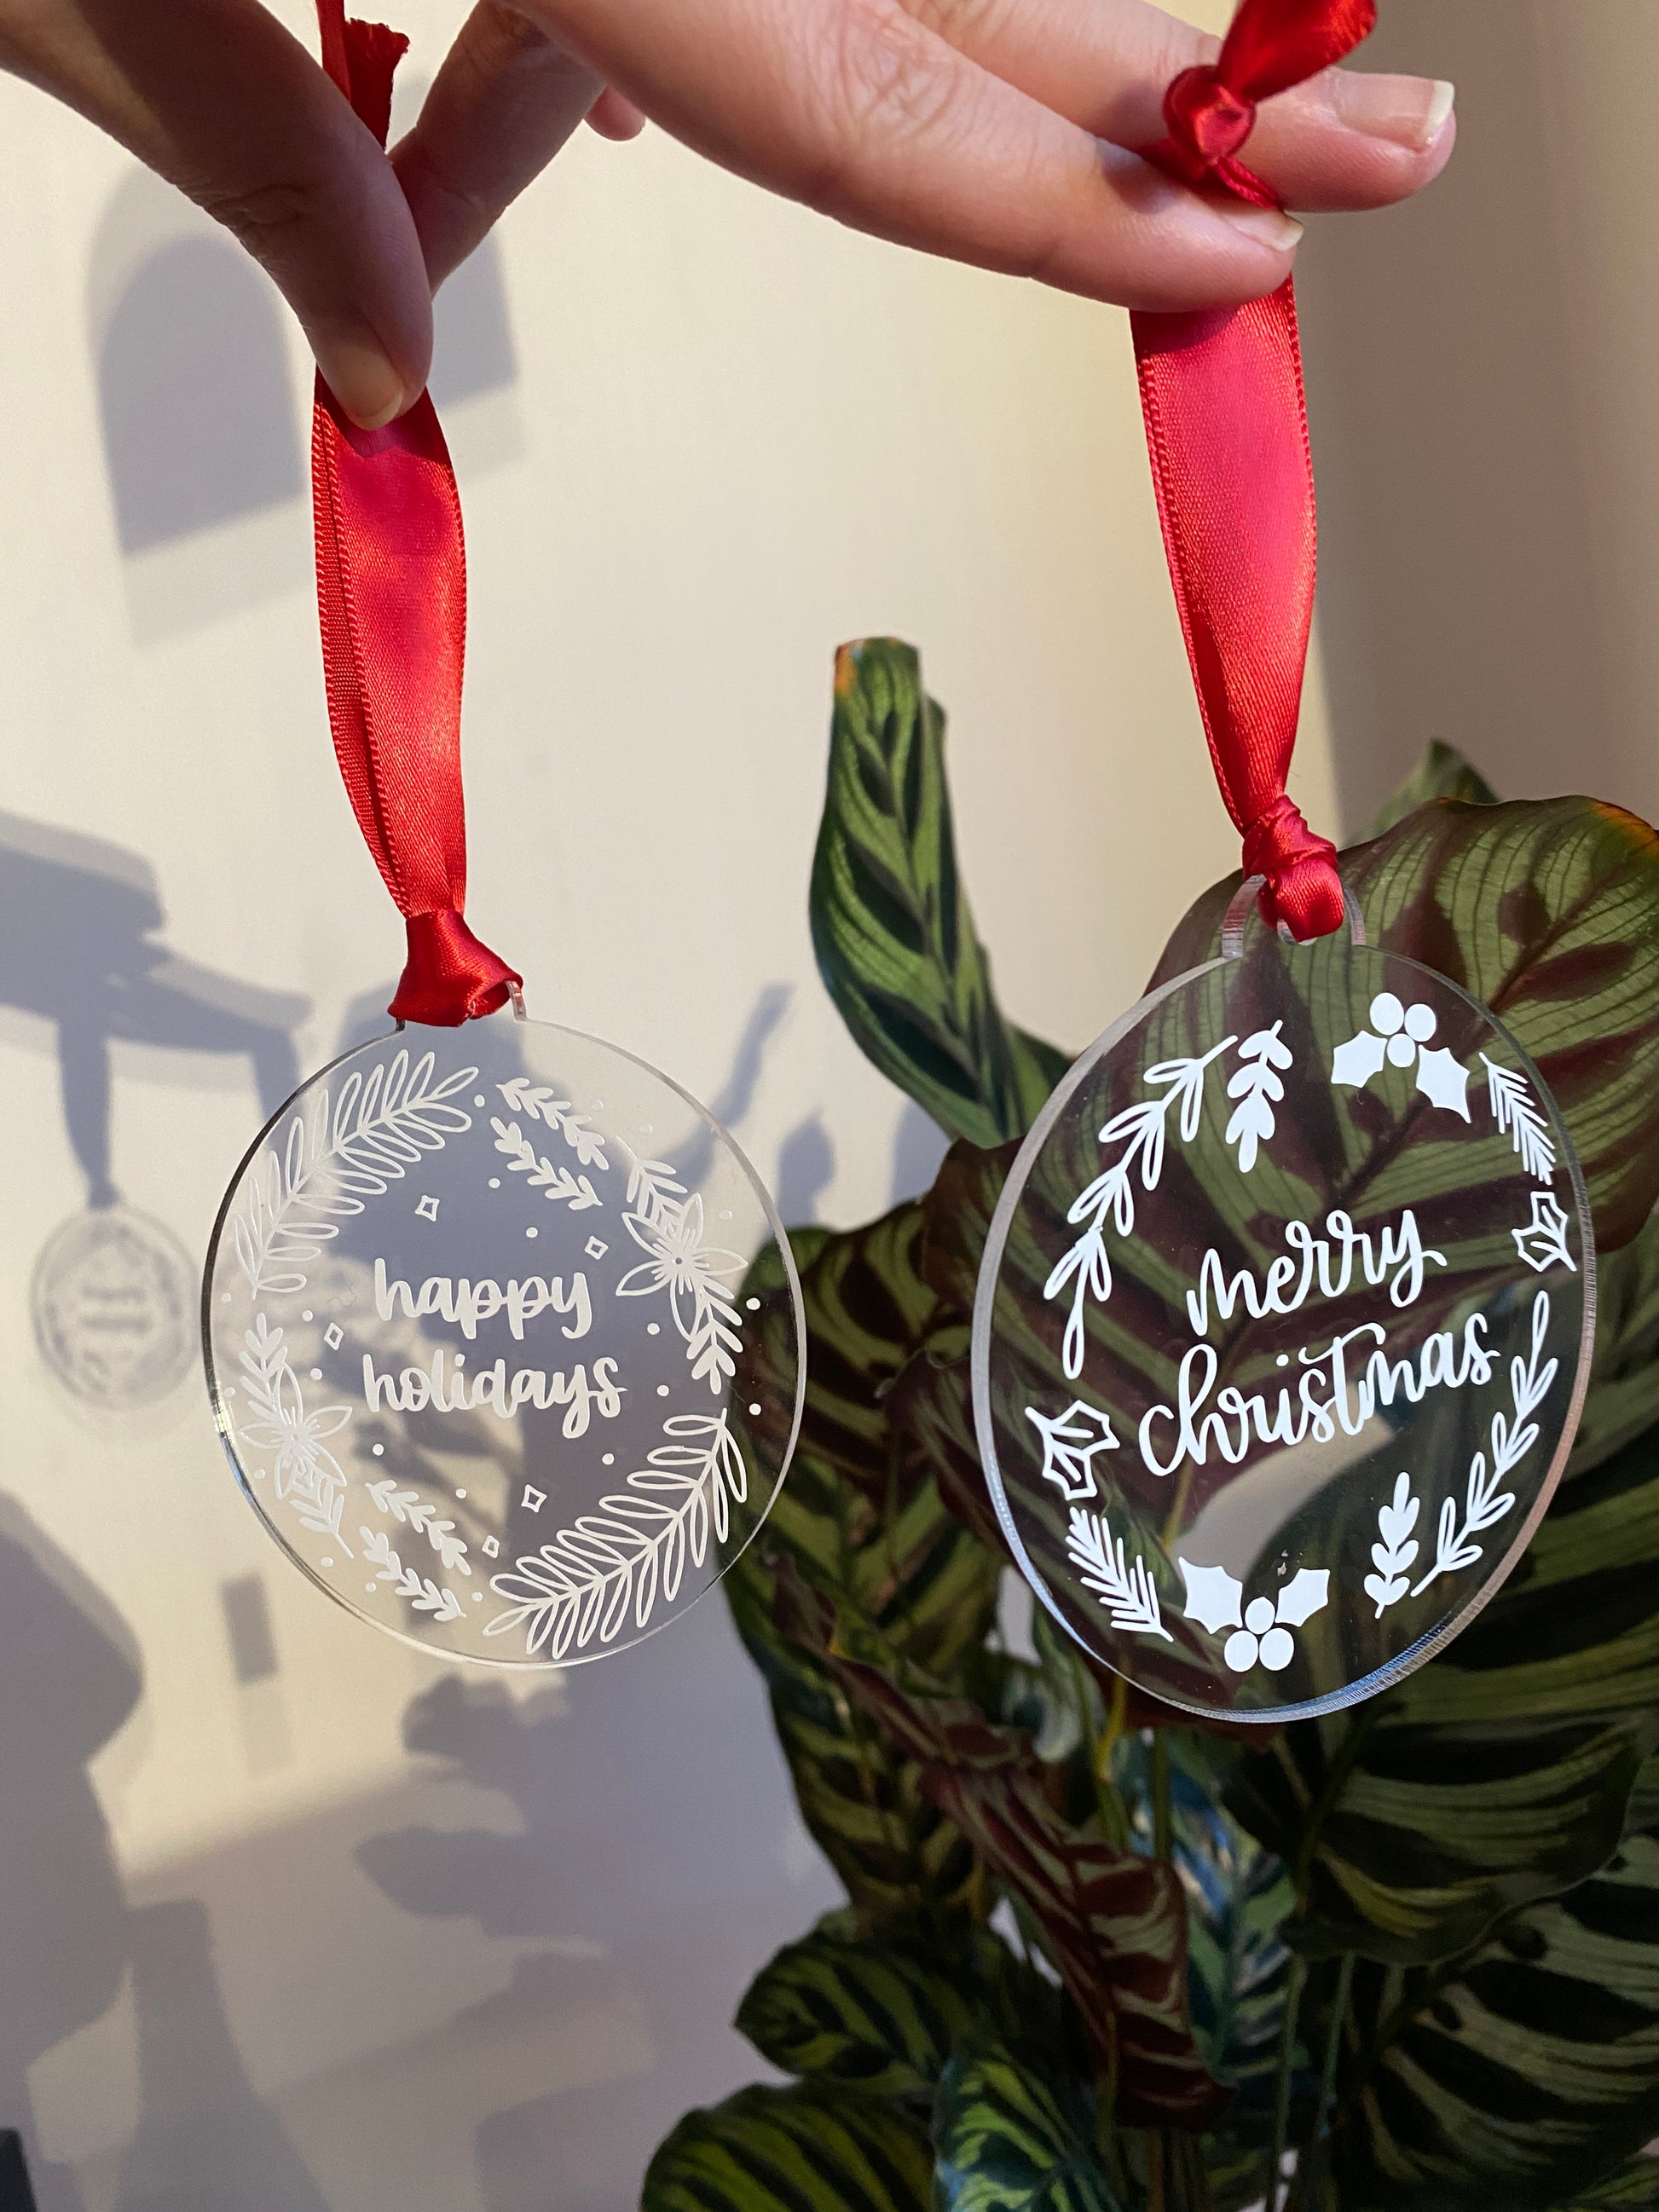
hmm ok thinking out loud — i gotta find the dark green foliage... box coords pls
[811,640,1067,1148]
[650,673,1659,2211]
[643,2082,934,2211]
[1360,741,1499,840]
[934,2047,1122,2212]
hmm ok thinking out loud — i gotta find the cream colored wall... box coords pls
[0,0,1341,2203]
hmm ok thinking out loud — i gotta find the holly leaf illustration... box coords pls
[1414,1043,1472,1118]
[1178,1560,1245,1635]
[1331,1028,1387,1087]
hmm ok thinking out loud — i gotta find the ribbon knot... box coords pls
[1163,66,1257,180]
[1240,795,1344,939]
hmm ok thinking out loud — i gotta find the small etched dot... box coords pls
[366,1582,377,1594]
[473,1094,487,1108]
[746,1297,761,1311]
[656,1384,670,1397]
[454,1487,467,1500]
[302,1309,314,1323]
[1276,1354,1289,1368]
[525,1226,539,1239]
[309,1367,323,1381]
[373,1444,384,1457]
[719,1210,732,1222]
[602,1453,615,1466]
[647,1322,660,1336]
[221,1292,230,1302]
[471,1592,483,1603]
[321,1557,333,1568]
[488,1177,501,1190]
[749,1402,763,1418]
[639,1123,653,1134]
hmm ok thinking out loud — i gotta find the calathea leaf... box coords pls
[727,1207,1000,1928]
[1571,1205,1659,1477]
[1113,1733,1297,2133]
[1328,1819,1659,2211]
[1153,795,1659,1248]
[1361,738,1499,842]
[1557,2155,1659,2209]
[777,1573,1226,2126]
[934,2043,1122,2212]
[812,639,1066,1148]
[737,1913,1067,2104]
[641,2080,932,2212]
[1232,1416,1659,1967]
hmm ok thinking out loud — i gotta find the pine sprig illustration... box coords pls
[234,1049,477,1294]
[1481,1055,1557,1182]
[1065,1507,1172,1642]
[490,1118,603,1210]
[484,1414,749,1659]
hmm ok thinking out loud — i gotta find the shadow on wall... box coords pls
[90,165,521,644]
[0,811,307,1209]
[0,1499,321,2212]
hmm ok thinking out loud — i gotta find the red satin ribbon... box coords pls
[1130,0,1376,942]
[310,2,521,1025]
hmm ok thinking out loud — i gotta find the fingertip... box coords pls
[310,326,418,429]
[587,88,647,141]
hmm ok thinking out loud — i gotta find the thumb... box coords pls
[1,0,433,424]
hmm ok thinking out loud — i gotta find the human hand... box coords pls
[1,0,1452,430]
[0,0,641,425]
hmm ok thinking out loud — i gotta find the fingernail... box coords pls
[1218,201,1304,256]
[1328,72,1456,152]
[316,332,408,429]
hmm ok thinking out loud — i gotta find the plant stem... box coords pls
[1266,1953,1306,2212]
[1151,1730,1173,1861]
[1287,1954,1352,2212]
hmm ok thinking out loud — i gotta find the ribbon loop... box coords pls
[309,2,522,1026]
[1132,0,1375,944]
[1163,66,1257,180]
[1240,794,1343,939]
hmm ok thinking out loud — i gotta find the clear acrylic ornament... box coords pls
[972,883,1594,1722]
[204,1005,805,1666]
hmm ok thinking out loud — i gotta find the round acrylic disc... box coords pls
[205,1009,804,1665]
[972,920,1594,1722]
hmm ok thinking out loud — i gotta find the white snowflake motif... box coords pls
[1513,1191,1577,1276]
[616,1191,746,1390]
[1332,993,1470,1119]
[1025,1399,1119,1504]
[1224,1023,1292,1173]
[1177,1559,1330,1674]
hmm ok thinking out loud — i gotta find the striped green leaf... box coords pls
[727,1206,1001,1927]
[934,2046,1120,2212]
[781,1581,1225,2127]
[1329,1818,1659,2209]
[1361,739,1499,841]
[1561,2155,1659,2209]
[643,2082,933,2212]
[1232,1413,1659,1967]
[1153,796,1659,1247]
[812,639,1066,1147]
[737,1915,1062,2103]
